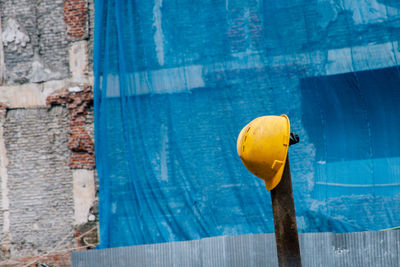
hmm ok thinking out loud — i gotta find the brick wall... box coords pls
[0,0,96,265]
[0,103,97,266]
[87,0,94,69]
[64,0,88,40]
[4,107,75,256]
[1,0,70,84]
[47,86,95,170]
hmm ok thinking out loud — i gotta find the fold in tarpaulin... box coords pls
[94,0,400,248]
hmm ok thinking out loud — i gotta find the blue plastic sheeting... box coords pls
[94,0,400,248]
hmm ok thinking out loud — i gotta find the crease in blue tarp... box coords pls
[94,0,400,248]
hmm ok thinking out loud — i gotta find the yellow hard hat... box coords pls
[237,115,290,190]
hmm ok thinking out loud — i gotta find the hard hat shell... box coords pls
[237,115,290,190]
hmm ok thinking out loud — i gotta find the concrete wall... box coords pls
[0,0,96,266]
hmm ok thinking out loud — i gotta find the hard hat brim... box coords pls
[265,160,286,190]
[264,114,290,191]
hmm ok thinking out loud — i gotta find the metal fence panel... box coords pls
[72,231,400,267]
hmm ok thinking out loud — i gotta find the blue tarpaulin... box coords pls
[94,0,400,248]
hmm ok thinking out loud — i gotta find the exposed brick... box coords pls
[19,253,71,267]
[64,0,89,40]
[0,103,9,109]
[1,0,70,84]
[0,0,96,263]
[47,85,95,169]
[69,153,95,169]
[74,220,98,250]
[4,107,75,257]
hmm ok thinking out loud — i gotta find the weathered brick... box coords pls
[64,0,88,40]
[0,0,96,264]
[19,253,71,267]
[47,85,95,169]
[1,0,70,84]
[4,107,75,257]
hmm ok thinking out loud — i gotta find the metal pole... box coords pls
[270,155,302,267]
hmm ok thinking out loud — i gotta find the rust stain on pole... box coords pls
[270,156,302,267]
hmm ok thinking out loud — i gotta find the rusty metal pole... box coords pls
[270,135,302,267]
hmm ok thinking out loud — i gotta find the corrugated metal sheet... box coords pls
[72,231,400,267]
